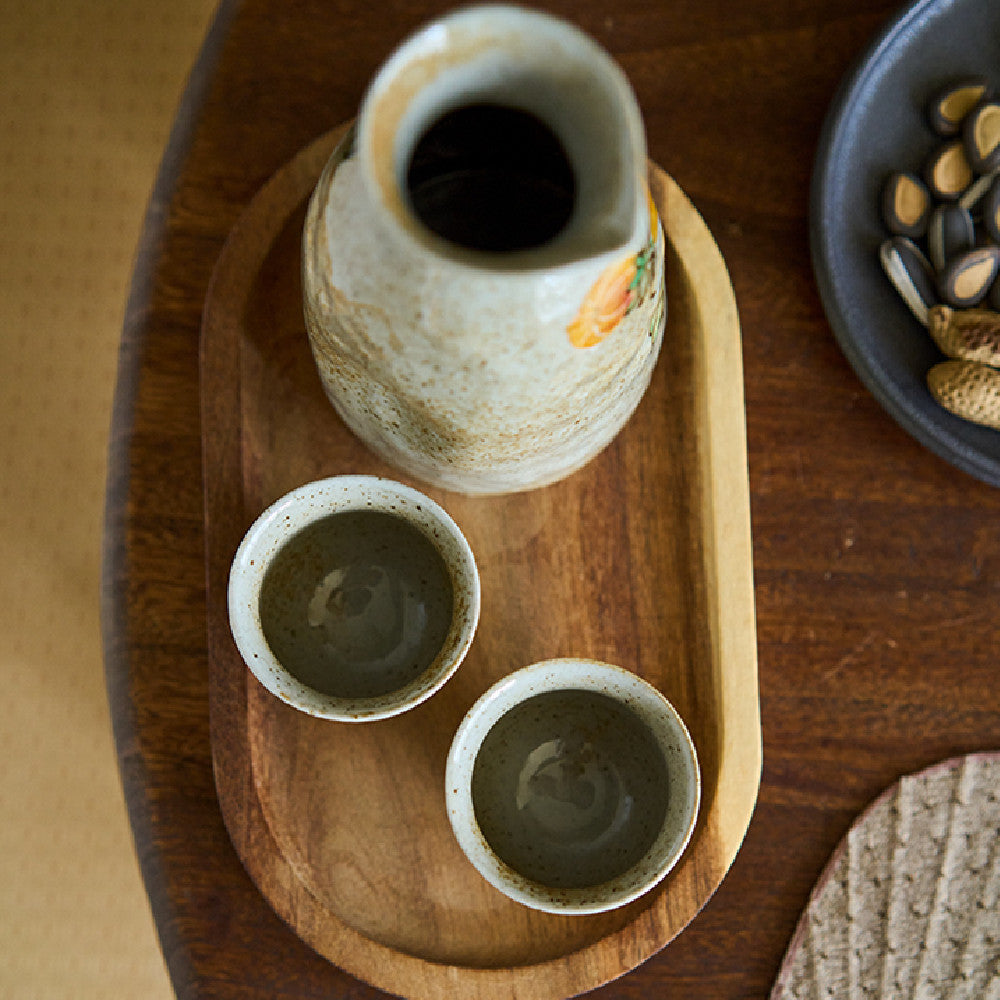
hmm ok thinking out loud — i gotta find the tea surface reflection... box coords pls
[259,510,453,697]
[471,690,670,888]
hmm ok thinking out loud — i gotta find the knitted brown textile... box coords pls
[771,753,1000,999]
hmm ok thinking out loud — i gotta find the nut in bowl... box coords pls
[877,73,1000,432]
[445,658,701,915]
[227,475,480,721]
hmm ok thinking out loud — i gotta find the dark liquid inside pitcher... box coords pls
[407,103,576,252]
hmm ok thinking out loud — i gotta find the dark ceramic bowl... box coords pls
[811,0,1000,485]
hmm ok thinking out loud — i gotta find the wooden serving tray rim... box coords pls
[201,126,761,999]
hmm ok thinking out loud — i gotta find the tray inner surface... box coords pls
[201,129,760,998]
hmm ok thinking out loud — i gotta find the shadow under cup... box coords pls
[228,476,480,722]
[446,659,701,914]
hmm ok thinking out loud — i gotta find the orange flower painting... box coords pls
[567,256,640,349]
[566,189,661,349]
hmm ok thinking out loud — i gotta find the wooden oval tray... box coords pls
[201,126,761,999]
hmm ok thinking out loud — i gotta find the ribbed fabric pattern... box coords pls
[772,754,1000,1000]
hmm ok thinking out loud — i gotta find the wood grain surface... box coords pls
[103,1,1000,998]
[200,127,759,998]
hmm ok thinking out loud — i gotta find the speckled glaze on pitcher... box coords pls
[302,5,665,494]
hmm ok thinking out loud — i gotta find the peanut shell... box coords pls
[927,359,1000,430]
[927,304,1000,365]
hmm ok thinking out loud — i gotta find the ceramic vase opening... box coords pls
[405,102,576,254]
[360,4,645,269]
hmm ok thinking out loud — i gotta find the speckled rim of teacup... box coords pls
[445,657,701,915]
[227,475,480,722]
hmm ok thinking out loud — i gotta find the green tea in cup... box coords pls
[259,509,454,699]
[446,658,700,914]
[471,688,671,889]
[229,476,479,721]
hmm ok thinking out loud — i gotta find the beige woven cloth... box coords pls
[772,753,1000,1000]
[0,1,215,996]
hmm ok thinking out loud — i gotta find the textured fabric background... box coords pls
[0,1,217,995]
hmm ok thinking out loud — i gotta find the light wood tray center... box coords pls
[201,125,761,999]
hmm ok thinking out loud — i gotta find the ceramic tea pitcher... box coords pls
[303,5,665,494]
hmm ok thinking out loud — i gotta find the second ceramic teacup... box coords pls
[446,658,700,914]
[228,475,480,721]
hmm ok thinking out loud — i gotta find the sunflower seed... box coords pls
[926,203,976,271]
[927,77,992,136]
[937,245,1000,308]
[981,174,1000,242]
[958,168,999,211]
[881,171,931,237]
[925,139,974,200]
[879,237,939,325]
[963,100,1000,173]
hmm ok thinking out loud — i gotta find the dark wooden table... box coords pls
[102,0,1000,997]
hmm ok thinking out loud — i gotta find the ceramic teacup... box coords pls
[228,475,480,722]
[445,658,700,914]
